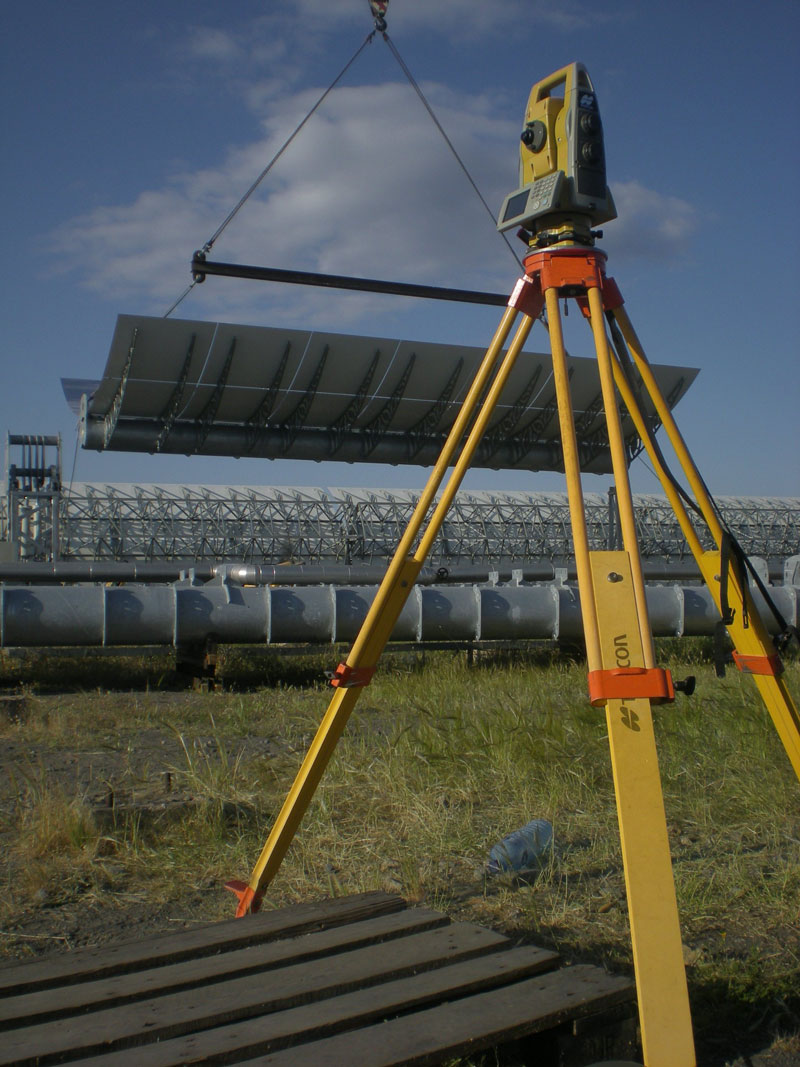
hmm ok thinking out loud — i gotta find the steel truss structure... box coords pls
[3,481,798,572]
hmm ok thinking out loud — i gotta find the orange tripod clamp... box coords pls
[522,246,624,313]
[732,651,784,677]
[588,666,676,707]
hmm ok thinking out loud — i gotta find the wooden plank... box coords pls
[247,964,636,1066]
[0,890,404,997]
[67,945,561,1067]
[0,907,448,1028]
[0,922,508,1065]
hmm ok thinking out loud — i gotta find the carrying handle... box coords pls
[534,62,593,102]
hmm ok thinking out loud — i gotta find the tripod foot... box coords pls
[225,879,262,917]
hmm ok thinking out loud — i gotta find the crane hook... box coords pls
[368,1,388,33]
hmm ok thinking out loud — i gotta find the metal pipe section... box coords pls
[0,561,414,586]
[79,419,566,472]
[1,558,789,585]
[1,578,796,648]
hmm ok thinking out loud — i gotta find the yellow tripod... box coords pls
[226,239,800,1067]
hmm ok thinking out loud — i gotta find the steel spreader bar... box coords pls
[190,253,509,307]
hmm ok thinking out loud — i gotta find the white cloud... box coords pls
[185,27,243,63]
[50,53,698,332]
[604,180,699,262]
[51,79,521,328]
[174,0,617,91]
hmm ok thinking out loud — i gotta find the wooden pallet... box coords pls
[0,891,637,1065]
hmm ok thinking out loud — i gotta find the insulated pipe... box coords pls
[1,580,796,648]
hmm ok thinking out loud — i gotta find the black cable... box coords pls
[607,313,702,519]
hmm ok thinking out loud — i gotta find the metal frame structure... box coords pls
[1,435,62,562]
[2,480,798,571]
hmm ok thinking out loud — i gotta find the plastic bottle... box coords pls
[486,818,553,873]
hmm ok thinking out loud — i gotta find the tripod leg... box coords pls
[545,283,695,1063]
[590,554,696,1067]
[586,288,654,664]
[580,288,696,1066]
[544,286,602,670]
[230,287,542,914]
[608,305,800,781]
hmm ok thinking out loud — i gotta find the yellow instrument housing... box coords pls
[519,78,566,186]
[497,61,616,242]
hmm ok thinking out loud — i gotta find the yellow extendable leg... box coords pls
[612,306,725,544]
[544,286,603,671]
[415,311,536,562]
[586,287,655,666]
[573,281,694,1064]
[590,552,696,1067]
[538,268,695,1061]
[230,296,547,914]
[606,308,800,782]
[348,303,521,667]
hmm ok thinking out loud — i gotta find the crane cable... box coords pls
[381,31,522,269]
[165,29,379,316]
[166,13,521,316]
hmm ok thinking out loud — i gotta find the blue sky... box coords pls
[2,0,798,497]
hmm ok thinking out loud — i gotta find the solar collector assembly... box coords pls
[74,315,697,471]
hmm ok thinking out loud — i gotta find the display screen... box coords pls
[502,189,530,222]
